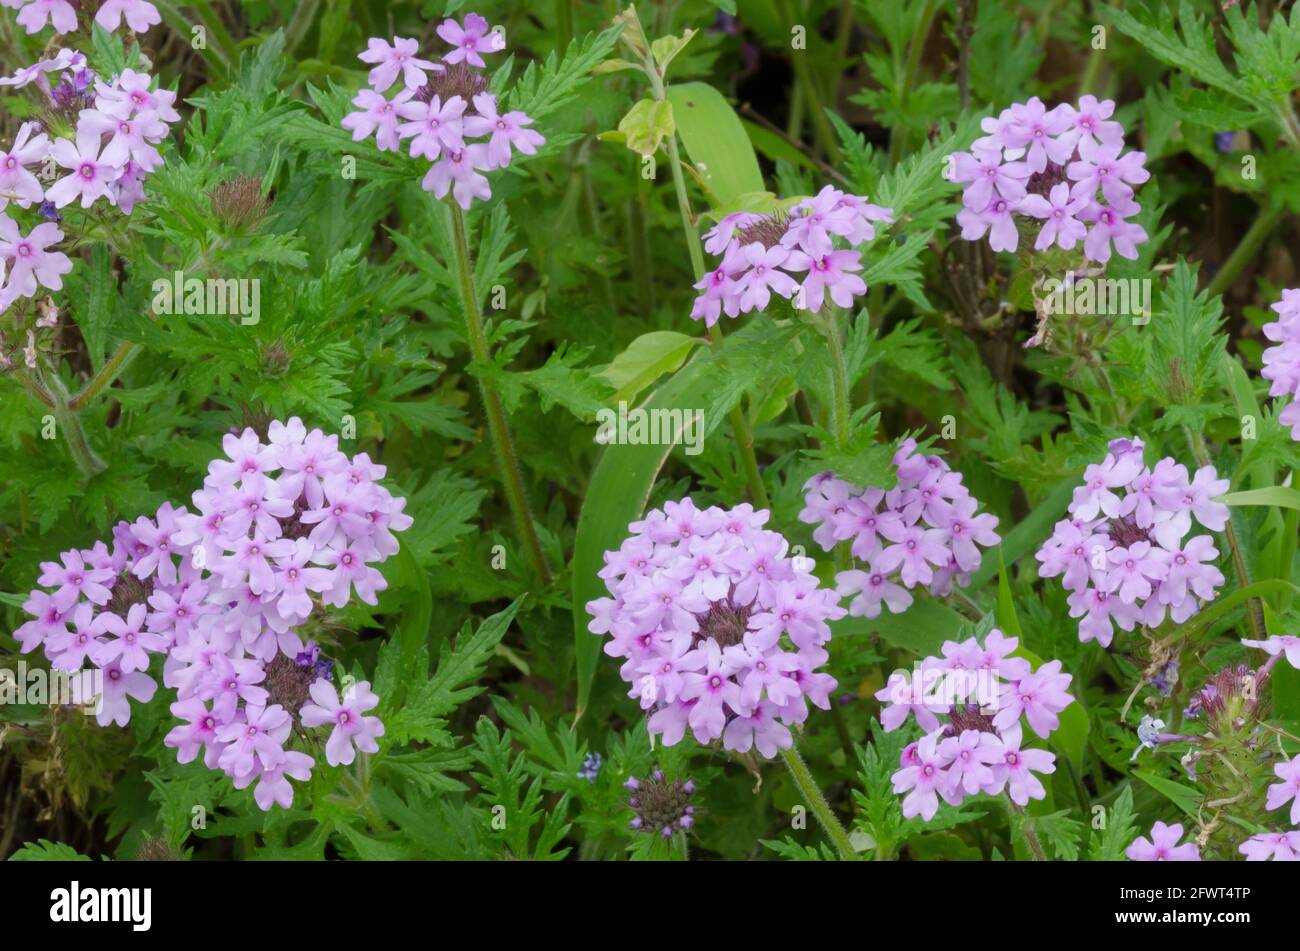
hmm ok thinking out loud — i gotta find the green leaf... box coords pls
[387,598,522,744]
[1089,785,1141,861]
[1219,486,1300,511]
[597,331,703,404]
[7,839,93,861]
[616,98,676,157]
[1133,769,1201,817]
[651,30,698,75]
[666,82,765,209]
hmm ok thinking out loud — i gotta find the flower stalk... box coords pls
[446,199,554,586]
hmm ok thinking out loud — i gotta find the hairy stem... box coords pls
[47,375,106,477]
[69,340,140,411]
[780,745,856,860]
[1009,799,1047,861]
[447,200,554,586]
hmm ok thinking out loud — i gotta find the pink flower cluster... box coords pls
[690,185,893,325]
[341,14,544,209]
[586,498,844,757]
[2,0,160,35]
[876,628,1072,820]
[1036,437,1227,647]
[0,53,180,322]
[799,439,1000,619]
[1259,288,1300,441]
[13,419,409,810]
[948,95,1149,263]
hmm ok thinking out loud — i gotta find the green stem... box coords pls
[1009,799,1047,860]
[69,341,139,410]
[446,200,554,587]
[1205,206,1282,299]
[773,0,840,162]
[47,375,106,477]
[779,745,855,860]
[821,313,851,446]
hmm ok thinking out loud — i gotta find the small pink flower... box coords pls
[436,13,505,68]
[300,679,385,766]
[1126,821,1201,861]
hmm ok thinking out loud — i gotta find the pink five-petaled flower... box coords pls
[1018,182,1088,251]
[397,94,467,162]
[956,195,1019,253]
[950,150,1029,209]
[993,660,1074,738]
[46,125,120,209]
[1265,754,1300,824]
[1067,143,1150,206]
[15,0,76,34]
[987,724,1055,806]
[0,219,73,297]
[90,603,166,673]
[1241,634,1300,669]
[95,0,162,34]
[735,242,798,311]
[422,145,492,209]
[357,36,437,92]
[437,13,504,68]
[789,249,866,313]
[164,697,224,769]
[1125,821,1201,861]
[0,123,48,209]
[939,729,1003,795]
[216,702,291,778]
[1080,198,1147,264]
[462,93,545,169]
[341,87,414,153]
[77,107,167,172]
[891,731,953,821]
[1239,832,1300,862]
[300,679,385,766]
[95,660,158,728]
[232,750,314,811]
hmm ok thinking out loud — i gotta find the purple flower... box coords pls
[587,498,843,755]
[14,418,410,811]
[422,145,492,209]
[986,724,1055,806]
[1126,821,1201,861]
[0,122,48,210]
[949,95,1148,263]
[95,0,162,34]
[397,94,467,161]
[462,93,544,169]
[1265,755,1300,825]
[1240,832,1300,861]
[300,679,385,766]
[358,36,437,92]
[1017,182,1088,251]
[437,13,505,68]
[342,87,413,153]
[14,0,77,35]
[891,731,953,820]
[45,125,120,209]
